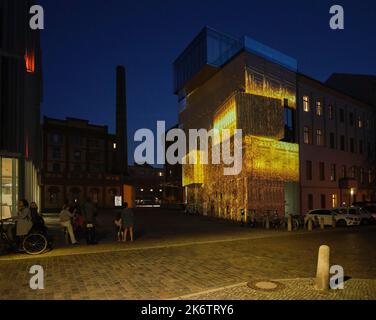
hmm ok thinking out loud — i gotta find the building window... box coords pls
[341,165,346,178]
[306,160,312,180]
[52,147,61,159]
[358,117,363,128]
[303,126,310,144]
[319,162,325,181]
[369,169,373,184]
[283,106,295,142]
[360,168,364,184]
[349,112,354,126]
[50,133,63,144]
[73,150,81,161]
[320,194,326,209]
[339,109,345,123]
[70,136,81,145]
[24,49,35,73]
[316,100,322,116]
[332,194,337,208]
[158,172,163,177]
[340,135,345,151]
[328,105,334,120]
[350,138,355,153]
[303,96,310,112]
[316,129,323,146]
[330,164,336,182]
[52,163,61,173]
[350,166,356,179]
[308,194,313,210]
[113,143,117,149]
[329,133,335,149]
[359,140,363,154]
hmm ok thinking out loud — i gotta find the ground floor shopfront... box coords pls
[0,153,40,218]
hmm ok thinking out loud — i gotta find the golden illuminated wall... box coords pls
[245,67,296,108]
[213,97,237,132]
[182,150,204,187]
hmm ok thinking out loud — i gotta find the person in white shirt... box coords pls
[59,204,78,245]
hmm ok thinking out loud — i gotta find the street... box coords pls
[0,208,375,300]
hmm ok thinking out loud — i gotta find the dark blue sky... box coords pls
[39,0,376,163]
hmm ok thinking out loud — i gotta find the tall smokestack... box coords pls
[116,65,128,175]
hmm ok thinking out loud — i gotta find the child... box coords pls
[114,212,123,241]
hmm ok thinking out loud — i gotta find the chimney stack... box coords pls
[116,65,128,175]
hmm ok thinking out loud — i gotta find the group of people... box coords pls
[114,202,135,242]
[59,197,98,245]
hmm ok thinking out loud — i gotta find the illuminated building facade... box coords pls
[174,27,376,220]
[298,74,376,213]
[0,0,43,218]
[175,27,299,220]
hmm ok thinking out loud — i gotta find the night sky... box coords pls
[39,0,376,164]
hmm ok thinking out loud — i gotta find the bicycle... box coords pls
[0,218,49,255]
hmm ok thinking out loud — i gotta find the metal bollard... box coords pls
[315,245,330,290]
[265,215,270,230]
[308,217,313,231]
[320,217,325,230]
[287,214,292,232]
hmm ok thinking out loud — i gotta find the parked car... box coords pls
[353,202,376,223]
[304,209,361,227]
[334,206,373,225]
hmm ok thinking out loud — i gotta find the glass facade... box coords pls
[0,157,19,219]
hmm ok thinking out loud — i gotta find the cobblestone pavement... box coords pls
[0,209,375,300]
[174,279,376,300]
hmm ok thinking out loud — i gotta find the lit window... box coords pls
[150,189,153,192]
[332,194,337,208]
[158,172,163,177]
[303,96,309,112]
[316,129,323,146]
[159,189,162,192]
[328,105,334,120]
[358,117,363,128]
[316,101,322,116]
[330,164,336,182]
[113,143,117,149]
[140,188,144,192]
[24,49,35,73]
[303,126,310,144]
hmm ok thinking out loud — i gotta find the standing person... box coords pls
[121,202,134,242]
[83,197,98,245]
[114,212,123,242]
[59,204,79,245]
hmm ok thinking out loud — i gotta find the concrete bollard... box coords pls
[315,245,330,290]
[332,215,336,228]
[320,217,325,230]
[287,214,292,232]
[265,215,270,230]
[308,218,313,231]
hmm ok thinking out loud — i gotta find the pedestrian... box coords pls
[83,197,98,245]
[59,204,79,245]
[114,212,123,241]
[121,202,134,242]
[29,202,47,233]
